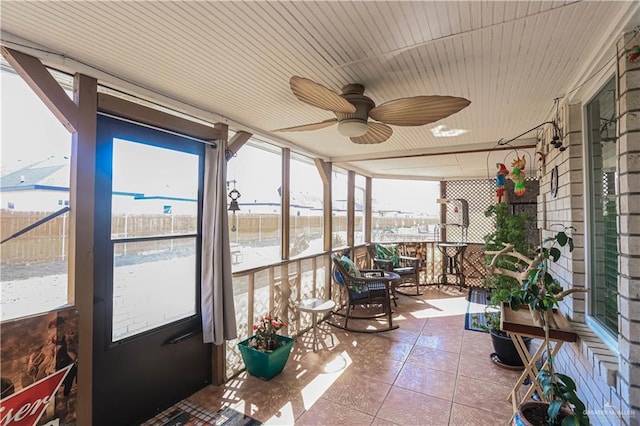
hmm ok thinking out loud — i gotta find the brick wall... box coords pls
[534,30,640,426]
[617,30,640,425]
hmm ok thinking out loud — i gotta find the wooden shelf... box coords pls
[500,302,578,342]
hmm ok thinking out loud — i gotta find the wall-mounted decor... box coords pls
[550,165,559,198]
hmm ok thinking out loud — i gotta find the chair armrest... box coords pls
[348,274,393,290]
[360,269,385,277]
[372,258,394,271]
[398,256,421,267]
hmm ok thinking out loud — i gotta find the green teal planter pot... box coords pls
[237,335,295,381]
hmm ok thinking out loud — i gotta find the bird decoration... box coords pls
[509,155,527,196]
[495,163,509,203]
[629,45,640,62]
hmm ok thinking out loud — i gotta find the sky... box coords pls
[1,70,71,174]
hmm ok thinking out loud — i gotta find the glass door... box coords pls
[93,115,210,425]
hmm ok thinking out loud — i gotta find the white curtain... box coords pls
[201,141,237,344]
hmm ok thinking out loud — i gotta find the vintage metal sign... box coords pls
[0,364,73,426]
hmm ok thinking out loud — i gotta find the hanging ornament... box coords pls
[509,155,527,196]
[495,163,508,203]
[628,45,640,62]
[228,183,241,232]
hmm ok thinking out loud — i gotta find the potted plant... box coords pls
[492,227,589,425]
[237,313,294,381]
[479,203,535,366]
[472,308,529,367]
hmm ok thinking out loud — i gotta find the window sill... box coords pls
[569,321,618,387]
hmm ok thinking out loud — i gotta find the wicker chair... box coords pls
[330,254,398,333]
[367,243,422,295]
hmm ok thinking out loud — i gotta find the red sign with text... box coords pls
[0,364,73,426]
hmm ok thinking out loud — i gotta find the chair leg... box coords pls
[386,297,393,329]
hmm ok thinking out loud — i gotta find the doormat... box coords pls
[464,287,491,332]
[144,399,262,426]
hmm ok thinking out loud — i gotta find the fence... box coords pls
[0,210,69,265]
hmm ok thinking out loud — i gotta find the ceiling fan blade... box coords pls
[350,122,393,144]
[369,96,470,126]
[272,118,338,132]
[290,76,356,114]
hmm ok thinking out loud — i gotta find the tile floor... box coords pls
[183,286,522,425]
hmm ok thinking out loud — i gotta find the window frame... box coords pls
[582,74,620,350]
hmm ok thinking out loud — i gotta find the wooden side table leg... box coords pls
[508,334,544,402]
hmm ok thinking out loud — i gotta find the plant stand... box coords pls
[500,303,578,422]
[237,335,295,381]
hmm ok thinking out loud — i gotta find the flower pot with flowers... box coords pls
[237,314,294,381]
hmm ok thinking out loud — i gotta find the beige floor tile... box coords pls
[376,327,421,345]
[415,333,463,353]
[371,417,401,426]
[449,402,511,426]
[355,335,415,362]
[394,362,457,400]
[406,345,460,373]
[460,330,494,359]
[348,350,405,384]
[295,397,374,426]
[321,371,392,416]
[231,384,308,424]
[453,375,514,418]
[457,353,522,387]
[376,386,452,426]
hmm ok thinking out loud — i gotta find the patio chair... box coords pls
[367,243,422,295]
[330,253,398,333]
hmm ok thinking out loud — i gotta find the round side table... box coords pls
[295,298,336,351]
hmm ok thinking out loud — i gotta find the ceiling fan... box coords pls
[273,76,470,144]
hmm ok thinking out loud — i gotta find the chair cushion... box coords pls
[376,244,400,268]
[339,255,361,278]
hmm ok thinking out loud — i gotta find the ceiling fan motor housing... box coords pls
[336,84,374,136]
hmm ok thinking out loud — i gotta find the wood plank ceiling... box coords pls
[1,1,638,180]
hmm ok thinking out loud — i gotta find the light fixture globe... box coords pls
[337,119,368,137]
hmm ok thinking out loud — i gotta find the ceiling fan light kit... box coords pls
[273,76,470,144]
[337,119,369,137]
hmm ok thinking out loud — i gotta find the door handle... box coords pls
[163,330,201,345]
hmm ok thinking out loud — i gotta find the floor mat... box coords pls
[464,287,491,332]
[143,399,262,426]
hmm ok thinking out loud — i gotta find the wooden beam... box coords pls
[69,73,97,426]
[227,131,252,159]
[212,345,225,385]
[282,149,290,260]
[98,93,222,142]
[313,158,331,186]
[439,181,447,242]
[2,47,78,132]
[365,176,372,243]
[314,159,332,252]
[347,171,355,248]
[214,122,228,143]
